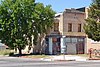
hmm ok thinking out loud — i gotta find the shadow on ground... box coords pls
[9,53,51,57]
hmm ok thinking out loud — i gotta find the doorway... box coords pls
[76,42,84,54]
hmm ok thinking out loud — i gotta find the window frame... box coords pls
[68,23,72,32]
[78,24,81,32]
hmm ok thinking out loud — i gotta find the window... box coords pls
[68,23,72,32]
[54,23,59,32]
[65,37,71,43]
[65,37,77,43]
[78,38,84,42]
[78,24,81,32]
[72,38,77,43]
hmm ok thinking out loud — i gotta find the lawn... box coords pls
[76,54,89,57]
[0,49,11,55]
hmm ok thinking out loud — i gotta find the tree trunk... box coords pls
[19,48,22,55]
[40,33,46,54]
[18,46,22,55]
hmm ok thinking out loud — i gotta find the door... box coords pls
[52,37,60,55]
[76,42,84,54]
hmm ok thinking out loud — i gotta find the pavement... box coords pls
[1,56,100,67]
[41,55,88,61]
[0,55,98,61]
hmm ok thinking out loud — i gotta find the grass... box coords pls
[0,49,11,55]
[76,54,89,57]
[22,55,50,58]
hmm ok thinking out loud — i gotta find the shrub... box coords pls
[9,52,14,56]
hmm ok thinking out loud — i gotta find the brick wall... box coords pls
[63,9,86,36]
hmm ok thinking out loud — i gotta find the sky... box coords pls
[36,0,92,12]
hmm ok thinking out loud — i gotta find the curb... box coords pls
[19,56,42,61]
[19,56,88,61]
[18,56,100,61]
[41,58,76,61]
[88,58,100,60]
[54,59,76,61]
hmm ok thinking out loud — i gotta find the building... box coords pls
[19,7,100,55]
[45,7,88,55]
[45,7,100,55]
[77,7,100,53]
[0,43,7,50]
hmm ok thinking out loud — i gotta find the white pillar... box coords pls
[84,37,87,53]
[49,37,53,54]
[60,36,66,54]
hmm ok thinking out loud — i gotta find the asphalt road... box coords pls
[0,56,100,67]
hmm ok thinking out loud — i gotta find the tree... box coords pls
[84,0,100,41]
[32,3,55,53]
[0,0,55,54]
[0,0,36,54]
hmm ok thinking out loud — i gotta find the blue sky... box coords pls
[36,0,92,12]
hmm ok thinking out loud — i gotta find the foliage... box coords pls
[84,0,100,41]
[0,0,55,54]
[32,3,55,54]
[9,52,14,56]
[0,0,36,54]
[32,3,55,44]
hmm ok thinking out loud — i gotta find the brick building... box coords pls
[45,8,87,55]
[33,7,100,55]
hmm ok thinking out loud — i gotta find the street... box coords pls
[0,56,100,67]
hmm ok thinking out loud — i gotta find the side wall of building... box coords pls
[63,10,86,36]
[86,38,100,53]
[60,9,87,54]
[58,14,63,35]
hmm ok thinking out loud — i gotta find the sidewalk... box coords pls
[41,55,88,61]
[1,55,100,61]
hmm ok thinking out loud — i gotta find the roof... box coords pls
[0,43,8,48]
[64,8,85,14]
[55,12,63,17]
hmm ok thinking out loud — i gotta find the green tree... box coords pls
[16,3,56,54]
[0,0,35,54]
[84,0,100,41]
[30,3,55,53]
[0,0,55,54]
